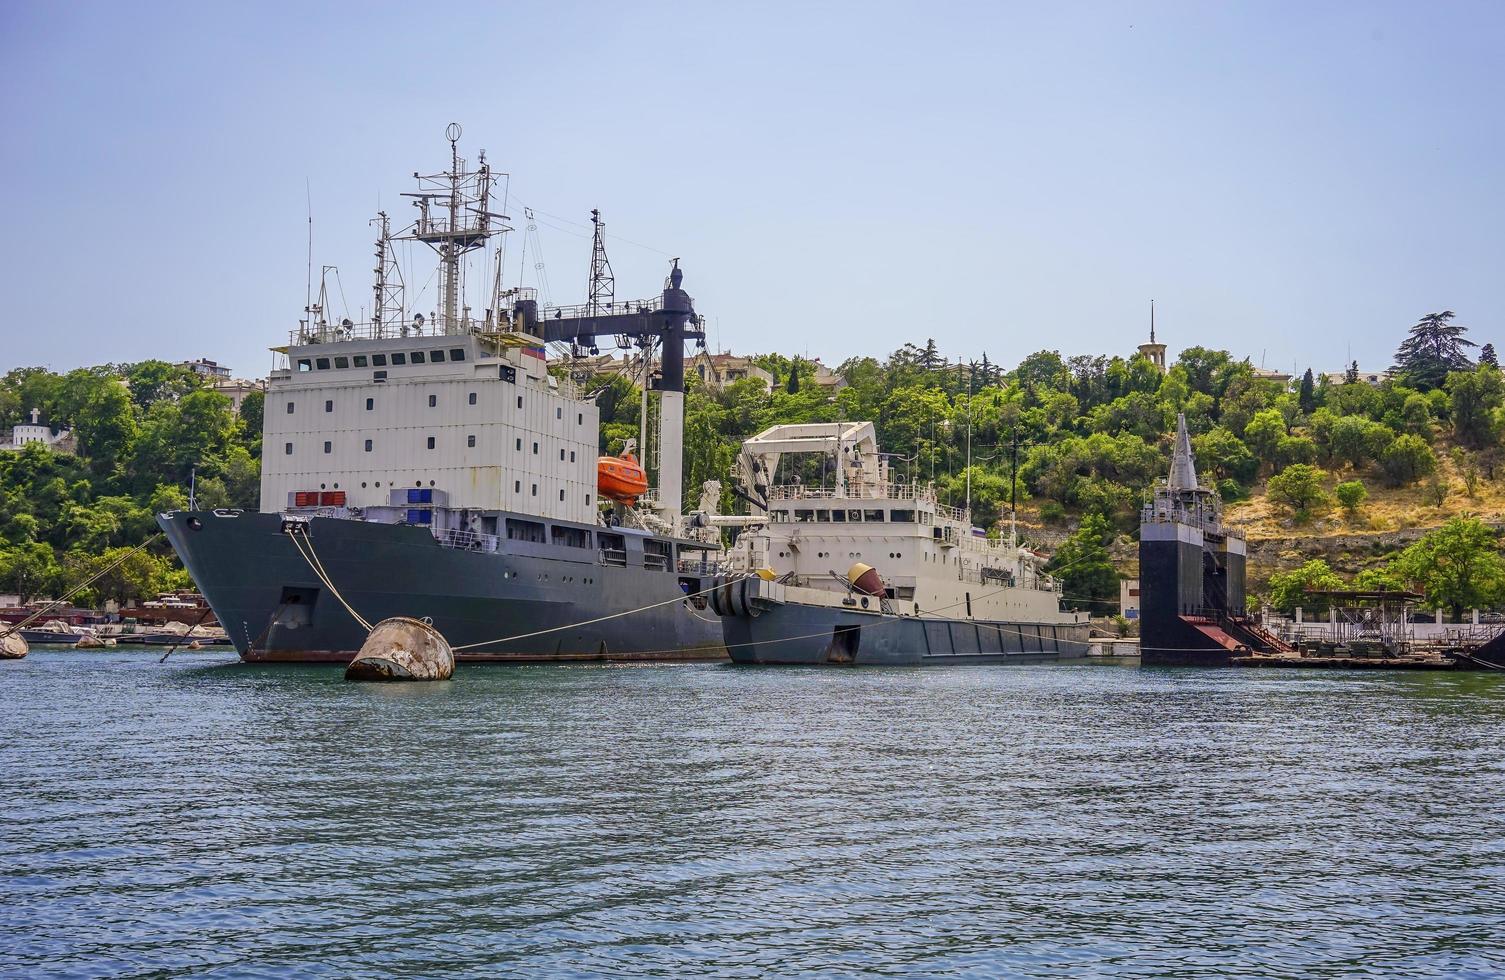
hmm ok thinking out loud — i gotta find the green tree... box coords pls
[1243,408,1286,461]
[1047,512,1119,612]
[1446,365,1504,448]
[0,541,62,602]
[1379,433,1437,486]
[1298,368,1317,414]
[1328,415,1393,469]
[1266,559,1344,614]
[1266,463,1328,519]
[1191,426,1257,484]
[1394,311,1475,390]
[1392,517,1505,619]
[1334,480,1367,517]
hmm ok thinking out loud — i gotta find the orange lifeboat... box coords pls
[597,453,649,505]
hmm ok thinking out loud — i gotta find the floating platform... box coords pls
[1232,654,1463,671]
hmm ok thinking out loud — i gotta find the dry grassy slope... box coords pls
[1016,448,1505,596]
[1224,449,1505,591]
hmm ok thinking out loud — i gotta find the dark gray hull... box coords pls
[724,601,1090,666]
[158,511,724,664]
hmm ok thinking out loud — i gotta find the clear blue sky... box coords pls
[3,1,1501,380]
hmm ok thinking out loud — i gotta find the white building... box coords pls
[181,358,232,380]
[1120,578,1140,619]
[1,409,74,453]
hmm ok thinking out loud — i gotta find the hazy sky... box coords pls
[3,1,1501,380]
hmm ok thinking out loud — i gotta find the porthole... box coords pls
[320,483,327,490]
[361,482,367,488]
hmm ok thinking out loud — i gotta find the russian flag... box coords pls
[523,345,546,360]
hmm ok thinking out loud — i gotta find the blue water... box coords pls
[3,649,1503,978]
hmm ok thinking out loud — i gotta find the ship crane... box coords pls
[510,259,705,524]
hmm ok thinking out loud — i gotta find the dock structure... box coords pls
[1139,415,1291,666]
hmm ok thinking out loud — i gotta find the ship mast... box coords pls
[371,211,404,338]
[400,123,504,335]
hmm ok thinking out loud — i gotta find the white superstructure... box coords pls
[262,332,599,522]
[723,422,1074,622]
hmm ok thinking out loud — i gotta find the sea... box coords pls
[3,648,1503,978]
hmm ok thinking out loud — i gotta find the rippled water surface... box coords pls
[4,649,1505,978]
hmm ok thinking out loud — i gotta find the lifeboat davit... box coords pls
[597,453,649,505]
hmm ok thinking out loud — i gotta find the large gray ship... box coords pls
[160,126,725,663]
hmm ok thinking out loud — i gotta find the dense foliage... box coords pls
[0,362,259,603]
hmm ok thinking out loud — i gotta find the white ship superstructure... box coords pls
[713,422,1090,665]
[723,422,1067,620]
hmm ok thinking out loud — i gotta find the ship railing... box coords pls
[643,553,671,572]
[600,547,628,568]
[288,316,500,347]
[432,527,500,554]
[677,556,716,574]
[766,482,942,504]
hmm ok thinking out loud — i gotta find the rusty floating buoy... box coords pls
[1,632,27,660]
[345,616,454,682]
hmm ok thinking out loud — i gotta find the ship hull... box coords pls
[159,511,725,664]
[723,601,1091,666]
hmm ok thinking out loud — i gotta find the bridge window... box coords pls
[794,509,814,523]
[333,356,349,369]
[296,358,312,372]
[391,353,406,366]
[411,351,426,364]
[372,354,387,366]
[450,348,466,362]
[864,510,885,522]
[353,355,368,368]
[891,509,916,522]
[315,357,330,370]
[815,510,830,522]
[429,349,446,363]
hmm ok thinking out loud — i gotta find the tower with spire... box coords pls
[1137,299,1167,372]
[1138,413,1282,665]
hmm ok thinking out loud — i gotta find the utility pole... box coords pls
[1009,428,1022,550]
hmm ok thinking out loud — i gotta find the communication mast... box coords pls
[371,211,404,337]
[586,209,615,318]
[400,123,508,334]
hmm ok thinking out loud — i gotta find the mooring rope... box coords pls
[283,529,374,632]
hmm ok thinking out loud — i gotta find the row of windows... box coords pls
[771,508,923,524]
[284,438,579,459]
[296,348,468,372]
[284,394,583,424]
